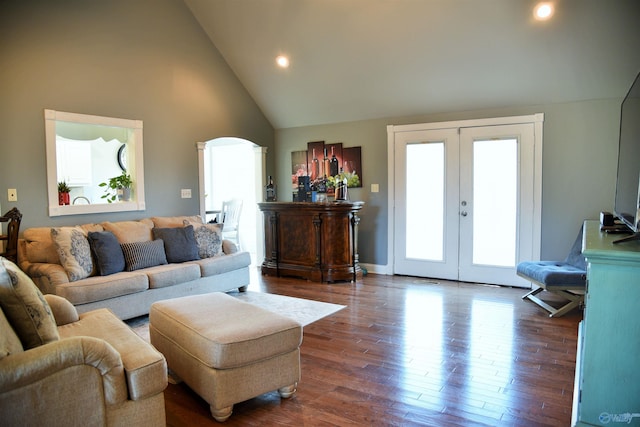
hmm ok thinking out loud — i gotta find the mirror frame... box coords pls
[45,109,146,216]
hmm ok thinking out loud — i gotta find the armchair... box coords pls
[0,257,167,426]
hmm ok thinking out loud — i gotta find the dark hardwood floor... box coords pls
[164,270,581,426]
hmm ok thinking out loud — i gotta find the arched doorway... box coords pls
[197,138,266,267]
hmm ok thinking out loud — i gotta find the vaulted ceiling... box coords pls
[184,0,640,129]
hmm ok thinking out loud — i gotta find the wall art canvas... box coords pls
[291,150,308,190]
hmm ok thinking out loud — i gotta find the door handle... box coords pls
[461,211,468,217]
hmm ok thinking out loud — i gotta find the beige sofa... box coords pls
[18,216,251,320]
[0,257,167,426]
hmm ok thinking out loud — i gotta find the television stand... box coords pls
[613,231,640,244]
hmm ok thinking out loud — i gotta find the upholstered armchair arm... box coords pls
[44,294,79,326]
[0,336,127,406]
[222,239,238,254]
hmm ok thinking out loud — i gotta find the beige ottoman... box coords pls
[149,292,302,422]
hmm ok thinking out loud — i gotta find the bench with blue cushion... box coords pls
[517,227,586,317]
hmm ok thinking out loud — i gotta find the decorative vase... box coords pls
[117,187,131,202]
[58,192,70,205]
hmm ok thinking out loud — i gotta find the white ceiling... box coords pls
[184,0,640,129]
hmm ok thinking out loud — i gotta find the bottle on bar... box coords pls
[330,146,339,177]
[265,175,277,201]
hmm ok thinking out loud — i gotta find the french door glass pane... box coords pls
[406,142,444,261]
[472,139,517,266]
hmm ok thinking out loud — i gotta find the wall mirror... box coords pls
[45,109,146,216]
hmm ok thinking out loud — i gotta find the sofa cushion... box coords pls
[185,221,224,258]
[102,220,154,244]
[189,251,251,277]
[152,226,199,263]
[121,240,168,272]
[88,231,126,275]
[143,263,201,289]
[58,308,167,401]
[56,272,149,305]
[151,215,203,228]
[51,227,94,281]
[0,258,59,349]
[0,306,24,358]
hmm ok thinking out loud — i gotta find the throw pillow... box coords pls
[51,227,93,281]
[152,226,200,263]
[184,220,224,258]
[87,231,126,275]
[0,258,59,349]
[121,240,168,271]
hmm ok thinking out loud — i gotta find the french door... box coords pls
[390,116,542,287]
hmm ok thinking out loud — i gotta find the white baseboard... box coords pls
[360,263,392,275]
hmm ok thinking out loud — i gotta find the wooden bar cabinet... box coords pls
[258,201,364,283]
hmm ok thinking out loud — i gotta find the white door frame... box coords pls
[197,141,267,265]
[386,113,544,279]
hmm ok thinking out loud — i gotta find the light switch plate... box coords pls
[181,189,192,199]
[8,188,17,202]
[371,184,379,193]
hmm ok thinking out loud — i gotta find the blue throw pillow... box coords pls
[151,225,200,263]
[87,231,125,275]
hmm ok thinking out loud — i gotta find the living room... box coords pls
[2,0,640,425]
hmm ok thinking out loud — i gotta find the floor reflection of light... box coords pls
[469,299,514,408]
[401,289,444,409]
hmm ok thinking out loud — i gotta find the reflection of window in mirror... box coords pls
[44,109,146,216]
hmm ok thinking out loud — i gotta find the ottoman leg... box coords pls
[210,405,233,423]
[278,383,297,399]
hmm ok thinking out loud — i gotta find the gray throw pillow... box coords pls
[152,226,200,263]
[87,231,125,275]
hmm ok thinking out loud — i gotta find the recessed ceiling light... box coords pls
[276,55,290,68]
[534,2,554,20]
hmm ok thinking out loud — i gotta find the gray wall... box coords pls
[0,0,627,268]
[0,0,274,230]
[276,99,621,264]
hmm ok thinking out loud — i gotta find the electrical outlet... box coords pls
[7,188,17,202]
[181,189,192,199]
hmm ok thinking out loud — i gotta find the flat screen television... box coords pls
[613,71,640,243]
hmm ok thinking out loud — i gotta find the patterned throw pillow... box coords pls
[0,258,59,349]
[121,240,168,271]
[184,220,224,258]
[51,227,93,281]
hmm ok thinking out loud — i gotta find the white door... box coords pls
[392,118,540,287]
[393,128,460,280]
